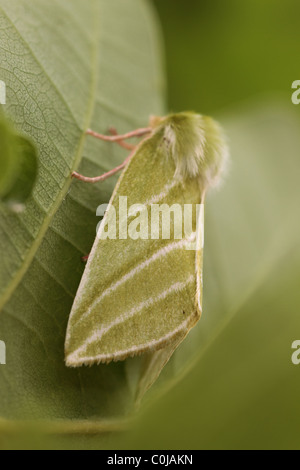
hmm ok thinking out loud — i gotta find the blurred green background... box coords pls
[153,0,300,113]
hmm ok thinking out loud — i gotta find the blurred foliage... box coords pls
[0,108,37,209]
[153,0,300,113]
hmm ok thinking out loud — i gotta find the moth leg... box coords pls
[72,148,135,183]
[86,126,152,143]
[108,127,136,151]
[72,126,152,183]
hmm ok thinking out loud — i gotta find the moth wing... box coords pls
[135,206,204,401]
[65,132,204,366]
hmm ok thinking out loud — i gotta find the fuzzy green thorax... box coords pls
[151,112,228,189]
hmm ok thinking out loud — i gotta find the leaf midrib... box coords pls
[0,1,100,312]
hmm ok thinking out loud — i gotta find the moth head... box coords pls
[152,112,229,190]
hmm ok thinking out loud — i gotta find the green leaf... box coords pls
[121,100,300,449]
[0,109,38,209]
[0,0,165,432]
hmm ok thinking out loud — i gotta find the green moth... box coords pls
[65,112,228,369]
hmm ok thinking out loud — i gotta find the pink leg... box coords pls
[108,127,136,151]
[74,126,152,261]
[72,149,134,183]
[72,125,152,184]
[86,126,151,142]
